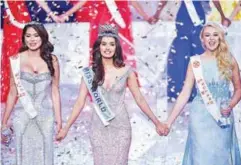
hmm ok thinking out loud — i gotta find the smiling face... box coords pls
[24,27,42,51]
[100,36,116,59]
[201,26,221,52]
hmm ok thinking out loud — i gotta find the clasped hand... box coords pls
[155,122,170,136]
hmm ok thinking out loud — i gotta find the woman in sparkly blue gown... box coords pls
[165,22,241,165]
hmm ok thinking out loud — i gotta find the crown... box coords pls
[25,21,42,26]
[98,24,119,38]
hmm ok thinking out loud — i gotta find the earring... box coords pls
[97,53,101,58]
[23,43,28,49]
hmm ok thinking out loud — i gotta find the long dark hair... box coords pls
[19,23,55,76]
[92,36,125,91]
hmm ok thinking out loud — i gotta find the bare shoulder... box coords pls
[195,53,205,60]
[231,55,237,63]
[51,54,59,63]
[115,65,130,72]
[13,51,28,62]
[230,55,239,68]
[123,64,132,71]
[18,51,28,58]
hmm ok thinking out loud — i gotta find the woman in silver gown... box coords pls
[56,24,167,165]
[1,23,62,165]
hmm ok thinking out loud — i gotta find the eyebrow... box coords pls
[101,41,115,43]
[204,32,218,34]
[25,33,38,35]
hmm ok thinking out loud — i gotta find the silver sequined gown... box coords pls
[12,72,54,165]
[90,67,132,165]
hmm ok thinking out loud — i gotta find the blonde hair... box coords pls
[200,22,233,81]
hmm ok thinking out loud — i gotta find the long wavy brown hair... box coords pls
[200,22,233,80]
[91,36,125,91]
[19,23,55,76]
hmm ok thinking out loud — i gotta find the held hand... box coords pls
[155,122,170,136]
[59,14,69,23]
[147,16,158,25]
[49,13,62,23]
[56,127,69,141]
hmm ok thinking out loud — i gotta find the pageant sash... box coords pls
[190,56,222,123]
[81,67,115,126]
[105,0,126,28]
[184,0,204,26]
[9,55,37,119]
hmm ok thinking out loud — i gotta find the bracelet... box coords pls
[1,124,8,131]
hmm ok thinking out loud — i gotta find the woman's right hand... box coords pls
[59,14,69,23]
[1,134,8,144]
[155,121,170,136]
[56,127,69,141]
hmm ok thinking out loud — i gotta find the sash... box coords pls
[190,56,222,123]
[81,67,115,126]
[184,0,204,26]
[105,0,126,28]
[9,55,37,119]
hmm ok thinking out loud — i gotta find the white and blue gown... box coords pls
[183,59,241,165]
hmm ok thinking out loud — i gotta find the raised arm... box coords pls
[166,62,195,128]
[229,0,241,21]
[56,77,88,140]
[129,1,156,24]
[127,71,168,135]
[59,1,87,22]
[153,0,168,20]
[1,69,18,129]
[35,0,61,23]
[51,55,62,133]
[212,0,231,27]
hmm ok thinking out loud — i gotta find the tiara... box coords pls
[98,24,119,38]
[25,21,42,26]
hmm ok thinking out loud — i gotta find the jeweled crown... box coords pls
[98,24,119,38]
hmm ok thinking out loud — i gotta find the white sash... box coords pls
[183,0,204,26]
[81,67,115,126]
[190,56,222,123]
[9,55,37,119]
[105,0,126,28]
